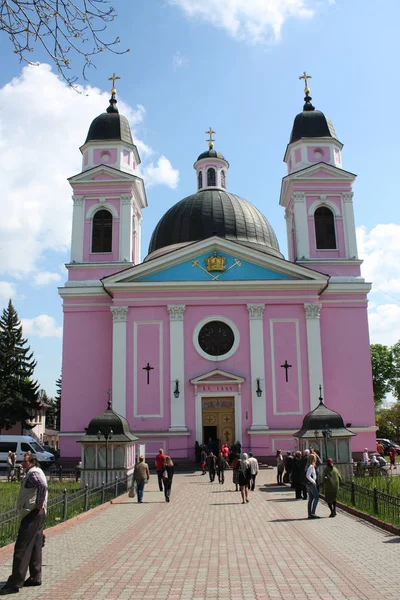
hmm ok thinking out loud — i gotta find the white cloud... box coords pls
[168,0,316,43]
[173,52,190,70]
[144,156,180,189]
[21,314,62,338]
[357,224,400,295]
[368,304,400,347]
[33,272,63,286]
[0,281,16,301]
[0,64,178,278]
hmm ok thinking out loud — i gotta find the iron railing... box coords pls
[338,482,400,527]
[0,475,131,548]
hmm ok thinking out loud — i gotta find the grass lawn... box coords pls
[0,480,80,514]
[354,473,400,496]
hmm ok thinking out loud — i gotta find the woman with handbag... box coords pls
[239,453,251,504]
[163,456,174,502]
[231,454,240,491]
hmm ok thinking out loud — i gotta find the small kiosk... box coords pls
[79,401,139,488]
[293,389,355,481]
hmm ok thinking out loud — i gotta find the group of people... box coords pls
[362,447,390,472]
[276,448,342,519]
[131,449,175,504]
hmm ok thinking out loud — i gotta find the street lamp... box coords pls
[97,427,113,483]
[314,424,332,461]
[256,378,262,398]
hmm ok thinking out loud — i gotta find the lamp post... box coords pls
[314,424,332,461]
[97,427,113,483]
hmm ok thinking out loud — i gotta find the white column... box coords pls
[247,304,268,431]
[293,192,310,259]
[167,305,187,431]
[285,212,293,262]
[342,192,358,259]
[304,303,324,410]
[120,195,133,262]
[70,195,85,262]
[110,306,128,417]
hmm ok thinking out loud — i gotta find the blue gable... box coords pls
[137,251,297,282]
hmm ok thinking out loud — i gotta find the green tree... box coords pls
[0,299,40,432]
[55,374,61,431]
[44,376,61,431]
[376,404,400,441]
[389,341,400,401]
[0,0,129,87]
[370,343,395,408]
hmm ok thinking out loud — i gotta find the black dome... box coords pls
[85,110,133,145]
[197,149,226,161]
[148,189,282,257]
[84,403,138,442]
[293,400,355,439]
[290,110,337,144]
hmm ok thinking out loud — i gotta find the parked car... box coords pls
[376,438,400,456]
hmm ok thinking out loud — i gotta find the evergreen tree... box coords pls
[0,299,40,432]
[55,374,61,431]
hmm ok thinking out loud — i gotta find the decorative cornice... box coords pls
[320,194,327,202]
[110,306,128,322]
[167,304,186,321]
[247,304,265,320]
[121,194,133,205]
[342,192,354,203]
[293,192,305,203]
[304,303,321,319]
[72,195,85,206]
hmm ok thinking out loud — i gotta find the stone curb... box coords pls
[0,491,130,559]
[321,495,400,536]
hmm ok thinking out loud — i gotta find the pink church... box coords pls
[58,84,376,462]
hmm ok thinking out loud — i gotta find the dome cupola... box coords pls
[147,129,282,260]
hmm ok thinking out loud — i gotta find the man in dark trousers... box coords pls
[0,454,48,595]
[155,448,166,492]
[207,452,217,482]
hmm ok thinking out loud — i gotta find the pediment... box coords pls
[286,163,356,181]
[68,165,136,184]
[190,369,245,385]
[102,237,328,288]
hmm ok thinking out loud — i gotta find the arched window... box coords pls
[92,209,112,252]
[198,171,203,190]
[207,168,216,187]
[221,170,226,188]
[314,206,336,249]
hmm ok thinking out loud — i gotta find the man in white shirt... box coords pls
[363,448,369,465]
[248,452,259,491]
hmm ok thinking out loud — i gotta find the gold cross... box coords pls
[205,127,215,150]
[299,71,312,93]
[108,72,120,94]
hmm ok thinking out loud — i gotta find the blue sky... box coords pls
[1,0,400,397]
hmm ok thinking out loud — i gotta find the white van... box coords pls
[0,435,55,467]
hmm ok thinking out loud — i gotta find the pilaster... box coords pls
[110,306,128,417]
[167,305,187,431]
[342,192,358,259]
[247,304,268,431]
[304,303,324,410]
[120,194,133,262]
[70,195,85,262]
[293,192,309,260]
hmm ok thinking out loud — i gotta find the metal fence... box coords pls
[0,475,131,548]
[338,482,400,527]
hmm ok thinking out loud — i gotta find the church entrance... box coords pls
[202,397,235,447]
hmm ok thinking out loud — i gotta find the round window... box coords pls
[198,320,235,357]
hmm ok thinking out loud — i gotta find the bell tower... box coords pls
[67,76,147,279]
[280,74,361,279]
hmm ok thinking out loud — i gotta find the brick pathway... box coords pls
[0,468,399,599]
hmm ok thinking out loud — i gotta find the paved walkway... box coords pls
[0,468,399,600]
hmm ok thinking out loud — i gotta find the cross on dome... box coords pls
[299,71,312,94]
[108,72,120,96]
[205,127,216,150]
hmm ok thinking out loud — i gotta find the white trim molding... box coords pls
[307,198,341,217]
[110,306,128,416]
[70,195,85,262]
[304,303,324,410]
[85,202,119,219]
[341,192,358,259]
[292,192,310,260]
[247,304,268,431]
[167,305,187,432]
[194,391,242,445]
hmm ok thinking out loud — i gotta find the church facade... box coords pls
[59,83,376,461]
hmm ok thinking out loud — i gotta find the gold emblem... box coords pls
[206,251,226,272]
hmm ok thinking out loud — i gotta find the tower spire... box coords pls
[298,70,315,112]
[107,72,120,114]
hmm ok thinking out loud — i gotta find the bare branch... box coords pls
[0,0,130,87]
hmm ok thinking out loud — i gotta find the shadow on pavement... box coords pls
[269,517,315,522]
[383,538,400,543]
[209,502,248,506]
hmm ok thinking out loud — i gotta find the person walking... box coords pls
[207,452,216,482]
[200,448,207,475]
[216,452,226,484]
[305,454,319,519]
[231,454,240,491]
[163,456,174,502]
[0,454,48,595]
[133,456,150,504]
[7,451,16,482]
[276,450,284,485]
[322,458,342,517]
[155,448,166,492]
[291,451,303,499]
[248,452,259,491]
[389,446,397,469]
[239,453,251,504]
[376,441,384,456]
